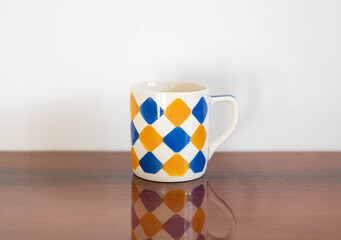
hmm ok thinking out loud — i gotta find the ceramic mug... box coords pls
[130,81,238,182]
[131,176,236,240]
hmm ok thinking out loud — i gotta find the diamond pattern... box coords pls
[131,147,139,170]
[179,142,199,164]
[163,215,190,239]
[152,143,175,164]
[163,189,188,213]
[139,126,163,152]
[131,206,139,230]
[131,181,139,204]
[133,198,146,219]
[164,127,190,153]
[130,93,139,120]
[133,225,145,240]
[163,154,190,177]
[191,208,205,234]
[152,200,175,223]
[139,152,163,174]
[191,124,207,151]
[139,212,163,237]
[189,184,205,208]
[131,121,139,145]
[153,229,174,239]
[132,112,148,133]
[140,97,164,124]
[179,113,200,136]
[151,114,174,137]
[132,180,209,240]
[131,95,209,177]
[140,189,163,212]
[132,139,147,160]
[192,97,208,124]
[164,98,191,127]
[190,151,206,173]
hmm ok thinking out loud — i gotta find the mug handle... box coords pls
[208,95,238,160]
[207,182,236,240]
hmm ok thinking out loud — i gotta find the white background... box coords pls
[0,0,340,151]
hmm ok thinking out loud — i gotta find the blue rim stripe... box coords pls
[211,94,237,99]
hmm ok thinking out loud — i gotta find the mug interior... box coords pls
[131,81,207,93]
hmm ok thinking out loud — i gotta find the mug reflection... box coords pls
[131,176,235,240]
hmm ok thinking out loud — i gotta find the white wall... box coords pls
[0,0,340,151]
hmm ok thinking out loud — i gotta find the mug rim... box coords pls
[130,81,209,94]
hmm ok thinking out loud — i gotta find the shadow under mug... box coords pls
[131,176,236,240]
[130,81,238,182]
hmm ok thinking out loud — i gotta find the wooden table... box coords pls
[0,152,340,240]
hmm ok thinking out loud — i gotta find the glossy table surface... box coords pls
[0,152,340,240]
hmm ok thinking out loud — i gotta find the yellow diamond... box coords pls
[191,124,207,150]
[131,181,139,204]
[164,98,191,127]
[130,93,139,120]
[139,126,163,151]
[139,212,163,237]
[191,207,206,233]
[131,147,139,170]
[163,154,190,177]
[163,189,188,213]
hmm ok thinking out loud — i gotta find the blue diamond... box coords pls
[139,152,163,174]
[163,127,190,152]
[140,98,164,124]
[192,97,208,124]
[190,151,206,173]
[131,121,139,145]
